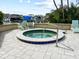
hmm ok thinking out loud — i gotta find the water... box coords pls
[23,30,57,38]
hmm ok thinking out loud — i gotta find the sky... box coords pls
[0,0,77,15]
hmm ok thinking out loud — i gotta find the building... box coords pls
[4,14,23,23]
[10,14,23,23]
[33,15,44,23]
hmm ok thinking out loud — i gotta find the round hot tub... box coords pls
[23,30,57,38]
[17,28,65,44]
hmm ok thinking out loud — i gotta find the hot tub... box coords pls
[16,28,65,44]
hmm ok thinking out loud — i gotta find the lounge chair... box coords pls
[72,20,79,32]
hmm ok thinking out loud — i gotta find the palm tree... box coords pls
[53,0,58,10]
[60,0,65,22]
[76,0,79,6]
[61,0,63,8]
[67,0,69,8]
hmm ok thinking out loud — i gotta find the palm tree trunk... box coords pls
[53,0,58,10]
[61,0,64,22]
[61,0,63,8]
[67,0,69,8]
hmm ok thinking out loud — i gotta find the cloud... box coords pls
[19,0,23,3]
[34,2,48,7]
[19,0,31,3]
[1,0,73,15]
[27,0,31,3]
[34,0,73,10]
[34,0,61,9]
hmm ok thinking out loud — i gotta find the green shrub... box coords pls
[0,11,4,25]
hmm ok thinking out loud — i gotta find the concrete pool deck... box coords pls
[0,29,79,59]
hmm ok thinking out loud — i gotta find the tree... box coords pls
[53,0,58,10]
[69,3,77,20]
[45,1,79,23]
[0,11,4,25]
[67,0,69,8]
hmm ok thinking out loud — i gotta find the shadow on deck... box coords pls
[0,31,11,48]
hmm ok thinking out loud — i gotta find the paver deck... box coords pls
[0,29,79,59]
